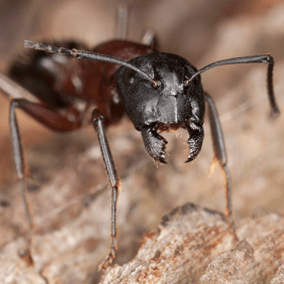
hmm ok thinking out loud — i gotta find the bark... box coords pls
[100,204,284,284]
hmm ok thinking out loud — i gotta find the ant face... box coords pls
[116,53,205,163]
[116,53,205,132]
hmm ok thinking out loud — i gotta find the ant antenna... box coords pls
[24,40,160,88]
[185,54,280,117]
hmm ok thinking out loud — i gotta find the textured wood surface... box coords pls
[100,204,284,283]
[1,201,284,283]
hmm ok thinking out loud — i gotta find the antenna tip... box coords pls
[270,107,280,120]
[24,40,35,48]
[23,40,60,54]
[24,40,47,51]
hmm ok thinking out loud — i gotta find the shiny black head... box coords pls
[116,52,205,163]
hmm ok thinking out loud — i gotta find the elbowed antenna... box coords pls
[24,40,160,88]
[185,55,272,83]
[185,54,280,117]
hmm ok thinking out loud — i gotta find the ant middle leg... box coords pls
[116,2,129,40]
[141,29,156,46]
[116,2,156,47]
[9,100,34,265]
[0,72,84,264]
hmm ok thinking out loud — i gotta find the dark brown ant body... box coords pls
[0,5,280,269]
[8,40,154,131]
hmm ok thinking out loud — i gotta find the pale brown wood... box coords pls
[100,204,284,284]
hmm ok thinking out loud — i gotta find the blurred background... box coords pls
[0,0,283,283]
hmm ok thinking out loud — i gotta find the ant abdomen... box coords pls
[8,41,87,110]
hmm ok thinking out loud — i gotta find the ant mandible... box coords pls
[0,4,280,270]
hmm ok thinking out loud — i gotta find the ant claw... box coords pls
[158,152,167,163]
[141,127,168,163]
[18,247,34,266]
[98,247,116,271]
[270,108,280,119]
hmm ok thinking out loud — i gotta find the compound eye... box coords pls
[123,68,136,85]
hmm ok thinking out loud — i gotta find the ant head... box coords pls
[116,53,205,132]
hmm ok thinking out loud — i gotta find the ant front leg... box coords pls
[204,92,238,240]
[92,110,120,270]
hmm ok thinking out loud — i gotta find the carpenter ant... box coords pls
[0,4,280,270]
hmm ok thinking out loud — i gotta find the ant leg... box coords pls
[92,109,120,270]
[204,92,238,240]
[1,72,85,262]
[116,2,128,40]
[265,55,280,118]
[141,29,156,46]
[116,2,156,47]
[0,73,40,103]
[9,100,34,265]
[0,73,82,132]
